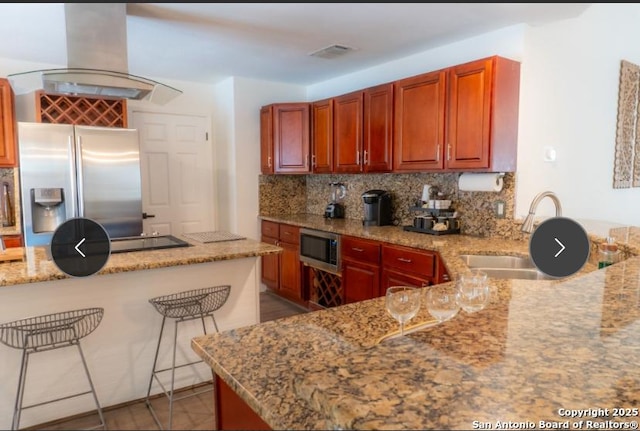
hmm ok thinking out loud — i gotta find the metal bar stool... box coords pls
[0,308,106,431]
[145,285,231,430]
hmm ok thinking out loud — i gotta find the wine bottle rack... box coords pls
[308,267,343,309]
[36,91,128,127]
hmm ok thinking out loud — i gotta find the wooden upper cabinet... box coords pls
[393,69,447,172]
[260,105,274,174]
[446,56,520,172]
[312,85,392,174]
[333,91,363,174]
[264,103,310,174]
[311,98,333,173]
[363,83,393,172]
[260,55,519,175]
[0,78,18,167]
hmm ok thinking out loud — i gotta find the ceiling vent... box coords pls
[309,44,355,59]
[8,3,181,104]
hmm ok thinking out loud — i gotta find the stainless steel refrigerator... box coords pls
[18,122,143,247]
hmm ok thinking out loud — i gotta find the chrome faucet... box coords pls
[520,191,562,233]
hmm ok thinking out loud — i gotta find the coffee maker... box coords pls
[362,190,393,226]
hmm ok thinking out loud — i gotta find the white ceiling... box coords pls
[0,3,591,86]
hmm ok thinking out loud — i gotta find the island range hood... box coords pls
[8,3,182,105]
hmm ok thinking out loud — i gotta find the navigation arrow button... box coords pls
[554,237,565,258]
[75,237,86,258]
[529,217,590,278]
[50,218,111,277]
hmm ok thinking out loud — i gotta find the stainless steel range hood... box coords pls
[8,3,181,104]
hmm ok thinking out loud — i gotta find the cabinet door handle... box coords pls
[356,150,360,165]
[312,154,316,167]
[447,144,451,161]
[268,155,272,168]
[436,144,440,162]
[397,257,412,263]
[363,150,369,165]
[352,247,365,252]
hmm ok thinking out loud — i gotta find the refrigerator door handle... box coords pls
[75,135,84,217]
[68,134,79,217]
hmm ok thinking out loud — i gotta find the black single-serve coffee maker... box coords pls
[361,190,393,226]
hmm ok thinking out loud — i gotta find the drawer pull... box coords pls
[397,257,412,263]
[352,247,365,252]
[283,231,291,236]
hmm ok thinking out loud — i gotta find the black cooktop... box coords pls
[110,235,191,253]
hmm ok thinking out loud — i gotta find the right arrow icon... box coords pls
[554,237,565,258]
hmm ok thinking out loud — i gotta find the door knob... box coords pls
[142,212,156,219]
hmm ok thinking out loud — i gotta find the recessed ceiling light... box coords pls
[309,44,355,59]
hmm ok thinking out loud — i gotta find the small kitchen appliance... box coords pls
[362,189,393,226]
[299,228,340,274]
[324,182,346,219]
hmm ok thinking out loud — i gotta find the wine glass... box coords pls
[385,286,421,336]
[457,270,490,313]
[425,284,460,322]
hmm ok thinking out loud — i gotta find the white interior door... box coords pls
[131,111,214,236]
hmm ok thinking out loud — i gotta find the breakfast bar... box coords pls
[0,237,282,430]
[191,222,640,430]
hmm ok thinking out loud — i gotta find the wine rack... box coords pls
[36,91,128,127]
[308,267,343,309]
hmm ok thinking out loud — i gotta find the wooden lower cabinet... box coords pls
[260,235,279,290]
[340,235,448,303]
[341,235,381,304]
[343,259,379,304]
[260,221,305,306]
[278,239,303,303]
[380,268,430,297]
[215,374,271,430]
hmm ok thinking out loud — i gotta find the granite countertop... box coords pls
[0,236,282,287]
[190,215,640,430]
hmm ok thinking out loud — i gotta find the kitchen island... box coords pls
[192,220,640,430]
[0,236,281,429]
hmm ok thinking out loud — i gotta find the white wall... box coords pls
[213,77,306,240]
[517,3,640,224]
[307,24,525,100]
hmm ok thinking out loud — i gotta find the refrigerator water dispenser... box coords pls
[31,188,66,234]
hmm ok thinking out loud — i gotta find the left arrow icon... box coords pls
[75,238,86,258]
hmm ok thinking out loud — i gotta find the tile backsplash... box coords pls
[259,172,526,240]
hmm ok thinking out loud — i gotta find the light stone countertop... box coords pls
[259,214,627,279]
[190,214,640,430]
[0,236,283,287]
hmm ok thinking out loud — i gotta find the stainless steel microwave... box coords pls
[299,228,340,274]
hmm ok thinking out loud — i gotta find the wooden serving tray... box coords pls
[0,247,25,262]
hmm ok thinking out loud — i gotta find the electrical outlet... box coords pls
[494,200,506,218]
